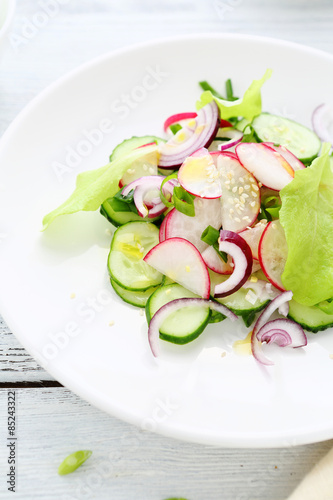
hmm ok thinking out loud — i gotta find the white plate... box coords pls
[1,34,333,448]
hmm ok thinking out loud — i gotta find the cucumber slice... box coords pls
[288,300,333,333]
[146,283,211,344]
[210,271,269,326]
[100,201,148,227]
[252,113,321,164]
[110,135,166,162]
[100,198,160,227]
[235,118,250,132]
[111,279,157,307]
[108,221,163,291]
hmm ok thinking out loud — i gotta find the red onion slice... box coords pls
[161,177,179,201]
[257,318,306,348]
[122,175,166,218]
[214,230,253,298]
[148,298,238,357]
[312,103,333,144]
[158,101,220,169]
[217,128,243,151]
[250,291,305,365]
[163,112,198,132]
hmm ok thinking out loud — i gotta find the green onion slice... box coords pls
[58,450,92,476]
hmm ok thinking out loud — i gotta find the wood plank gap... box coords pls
[0,380,63,388]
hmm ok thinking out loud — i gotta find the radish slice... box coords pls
[165,197,222,253]
[159,216,168,243]
[214,230,253,298]
[122,176,166,218]
[148,298,237,357]
[158,101,219,169]
[178,148,222,199]
[163,112,198,133]
[212,152,260,233]
[263,143,305,171]
[201,245,233,275]
[312,103,333,144]
[239,221,267,260]
[251,290,294,365]
[144,238,211,299]
[258,220,287,291]
[236,142,294,191]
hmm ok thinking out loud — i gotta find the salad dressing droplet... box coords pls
[233,331,252,356]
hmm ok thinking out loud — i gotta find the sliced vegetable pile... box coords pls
[43,70,333,366]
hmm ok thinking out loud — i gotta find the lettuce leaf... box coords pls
[42,145,158,230]
[196,69,272,121]
[280,143,333,306]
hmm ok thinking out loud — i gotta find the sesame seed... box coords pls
[252,184,259,191]
[250,201,256,207]
[186,265,191,272]
[238,187,244,194]
[221,351,227,358]
[231,178,235,185]
[229,208,234,214]
[244,184,250,190]
[240,196,245,204]
[258,182,263,188]
[109,320,115,326]
[242,193,249,199]
[250,276,258,283]
[242,216,251,221]
[225,180,231,185]
[230,262,234,267]
[239,177,244,183]
[143,165,148,171]
[232,186,237,193]
[251,191,257,197]
[235,217,241,222]
[249,177,255,183]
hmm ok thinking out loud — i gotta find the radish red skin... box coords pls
[258,222,287,292]
[163,112,197,132]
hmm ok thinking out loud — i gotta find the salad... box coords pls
[43,70,333,366]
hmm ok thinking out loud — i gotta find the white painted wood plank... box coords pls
[0,387,331,500]
[0,318,55,382]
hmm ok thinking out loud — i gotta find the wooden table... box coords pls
[1,1,333,498]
